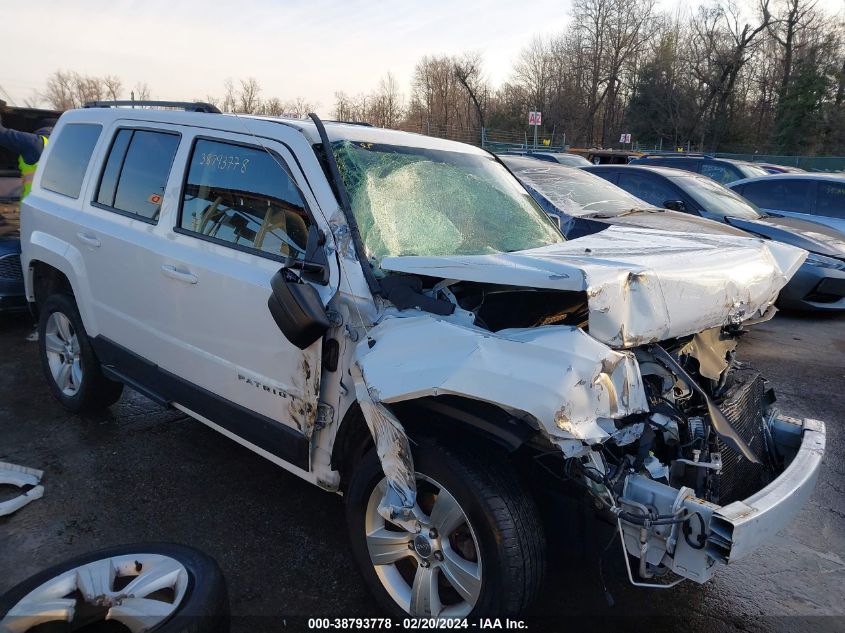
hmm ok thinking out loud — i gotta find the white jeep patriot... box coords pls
[19,102,825,619]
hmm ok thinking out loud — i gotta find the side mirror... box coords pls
[267,267,330,349]
[284,224,330,285]
[663,199,687,213]
[546,212,562,230]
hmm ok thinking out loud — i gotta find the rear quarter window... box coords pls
[742,179,811,213]
[816,181,845,219]
[40,123,103,198]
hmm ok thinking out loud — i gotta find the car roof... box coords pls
[56,107,490,156]
[585,164,693,179]
[500,155,583,173]
[730,172,845,187]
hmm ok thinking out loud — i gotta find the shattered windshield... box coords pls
[680,174,765,220]
[504,161,650,217]
[331,141,562,264]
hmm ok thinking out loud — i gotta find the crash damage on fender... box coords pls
[350,226,825,584]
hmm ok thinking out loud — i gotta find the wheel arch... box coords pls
[26,243,97,334]
[331,395,541,490]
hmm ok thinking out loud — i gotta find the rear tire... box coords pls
[346,440,545,619]
[38,293,123,412]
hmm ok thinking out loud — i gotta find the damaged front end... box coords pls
[353,313,825,587]
[572,329,825,584]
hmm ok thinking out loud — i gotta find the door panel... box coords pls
[157,133,326,439]
[78,123,182,364]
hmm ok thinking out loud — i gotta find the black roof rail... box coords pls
[83,100,221,114]
[322,119,374,127]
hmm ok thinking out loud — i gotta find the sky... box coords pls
[2,0,843,116]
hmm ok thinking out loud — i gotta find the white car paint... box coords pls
[381,226,805,348]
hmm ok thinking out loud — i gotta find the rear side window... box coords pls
[741,179,811,213]
[617,172,679,208]
[96,129,180,222]
[816,181,845,219]
[178,139,311,261]
[40,123,102,198]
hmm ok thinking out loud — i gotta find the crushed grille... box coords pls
[713,369,770,504]
[0,254,23,281]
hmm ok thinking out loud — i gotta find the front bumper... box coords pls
[619,414,825,583]
[707,416,825,563]
[779,261,845,311]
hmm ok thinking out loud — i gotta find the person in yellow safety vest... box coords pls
[0,118,52,199]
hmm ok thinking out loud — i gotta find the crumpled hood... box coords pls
[380,226,806,348]
[725,215,845,259]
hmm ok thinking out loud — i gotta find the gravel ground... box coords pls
[0,309,843,632]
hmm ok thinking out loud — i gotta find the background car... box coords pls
[496,151,592,167]
[500,155,748,239]
[0,204,24,313]
[755,163,806,174]
[585,164,845,311]
[629,154,769,184]
[729,173,845,233]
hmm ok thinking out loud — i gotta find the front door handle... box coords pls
[161,264,198,284]
[76,232,101,248]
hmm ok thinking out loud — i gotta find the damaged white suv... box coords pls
[21,102,825,619]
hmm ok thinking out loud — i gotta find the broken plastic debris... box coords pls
[0,461,44,516]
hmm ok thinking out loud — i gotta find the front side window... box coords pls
[179,139,310,260]
[680,174,763,219]
[96,129,180,222]
[816,181,845,219]
[40,123,102,198]
[741,179,811,213]
[616,172,679,208]
[331,141,562,264]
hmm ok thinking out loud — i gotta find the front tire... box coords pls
[346,441,545,619]
[38,293,123,412]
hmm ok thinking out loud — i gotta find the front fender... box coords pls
[354,315,649,446]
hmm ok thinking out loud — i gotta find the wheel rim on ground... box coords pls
[44,311,83,397]
[0,553,190,633]
[365,473,483,618]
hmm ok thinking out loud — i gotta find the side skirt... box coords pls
[92,336,311,471]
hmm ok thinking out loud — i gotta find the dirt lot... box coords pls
[0,309,843,632]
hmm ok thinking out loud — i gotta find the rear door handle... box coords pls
[77,232,101,248]
[161,264,198,284]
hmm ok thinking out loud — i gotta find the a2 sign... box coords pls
[528,111,542,126]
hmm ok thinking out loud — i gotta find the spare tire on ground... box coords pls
[0,542,229,633]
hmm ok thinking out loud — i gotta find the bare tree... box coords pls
[103,75,123,101]
[221,79,237,113]
[454,52,489,128]
[42,70,77,109]
[134,82,151,101]
[238,77,262,113]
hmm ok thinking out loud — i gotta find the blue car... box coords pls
[729,173,845,234]
[0,231,25,312]
[584,164,845,312]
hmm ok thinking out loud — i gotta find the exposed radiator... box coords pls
[714,369,771,504]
